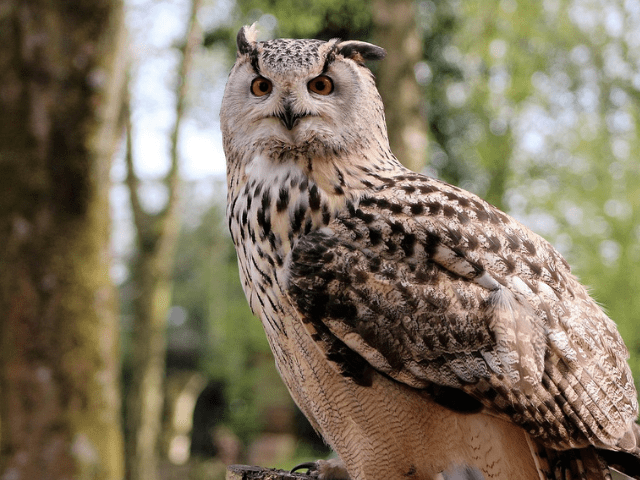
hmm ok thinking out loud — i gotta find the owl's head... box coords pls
[220,25,388,167]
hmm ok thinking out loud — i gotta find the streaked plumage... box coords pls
[221,24,640,480]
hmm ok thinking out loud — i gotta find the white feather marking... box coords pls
[509,276,535,297]
[548,330,578,361]
[476,272,500,291]
[432,245,479,279]
[488,286,546,385]
[245,153,302,182]
[536,281,559,300]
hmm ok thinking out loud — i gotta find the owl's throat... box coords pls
[259,133,337,164]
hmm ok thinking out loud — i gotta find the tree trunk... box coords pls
[372,0,428,172]
[0,1,128,479]
[124,1,201,478]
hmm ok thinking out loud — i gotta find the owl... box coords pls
[220,24,640,480]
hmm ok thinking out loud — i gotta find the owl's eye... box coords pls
[308,75,334,95]
[251,77,273,96]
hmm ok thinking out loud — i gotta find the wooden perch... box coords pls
[226,464,316,480]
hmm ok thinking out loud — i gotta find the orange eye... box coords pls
[308,75,334,95]
[251,77,272,96]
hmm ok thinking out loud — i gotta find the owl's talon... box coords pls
[291,461,318,475]
[291,459,349,480]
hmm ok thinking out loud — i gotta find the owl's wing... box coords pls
[286,184,638,454]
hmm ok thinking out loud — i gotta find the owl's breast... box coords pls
[227,153,342,334]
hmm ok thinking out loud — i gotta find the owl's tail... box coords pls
[596,447,640,480]
[533,445,610,480]
[530,443,640,480]
[594,421,640,480]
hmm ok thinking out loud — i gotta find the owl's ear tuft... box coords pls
[237,24,258,56]
[336,41,386,64]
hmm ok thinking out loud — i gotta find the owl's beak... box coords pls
[278,102,304,130]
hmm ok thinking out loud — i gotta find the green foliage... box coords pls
[235,0,372,39]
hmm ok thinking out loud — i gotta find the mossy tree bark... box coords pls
[0,0,128,479]
[372,0,428,173]
[124,1,201,479]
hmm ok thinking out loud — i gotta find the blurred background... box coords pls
[0,0,639,479]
